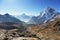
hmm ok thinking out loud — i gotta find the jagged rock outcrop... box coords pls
[28,7,60,24]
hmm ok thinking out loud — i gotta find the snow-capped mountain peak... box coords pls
[28,7,60,24]
[39,7,58,21]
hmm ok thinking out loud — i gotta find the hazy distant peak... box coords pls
[21,13,25,15]
[22,13,26,15]
[16,13,32,22]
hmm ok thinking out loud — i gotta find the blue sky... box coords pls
[0,0,60,16]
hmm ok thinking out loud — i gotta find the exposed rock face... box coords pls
[0,29,40,40]
[0,29,6,40]
[28,7,60,24]
[13,37,38,40]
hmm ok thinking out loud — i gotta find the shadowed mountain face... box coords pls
[0,13,22,24]
[0,13,25,30]
[28,7,60,24]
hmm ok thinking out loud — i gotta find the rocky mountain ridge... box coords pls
[28,7,60,24]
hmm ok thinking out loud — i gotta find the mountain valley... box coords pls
[0,7,60,40]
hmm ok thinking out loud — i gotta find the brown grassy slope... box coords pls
[27,15,60,40]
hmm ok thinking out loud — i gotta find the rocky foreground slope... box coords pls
[0,29,40,40]
[27,15,60,40]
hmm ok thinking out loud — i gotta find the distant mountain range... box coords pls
[0,7,60,25]
[16,14,32,22]
[28,7,60,24]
